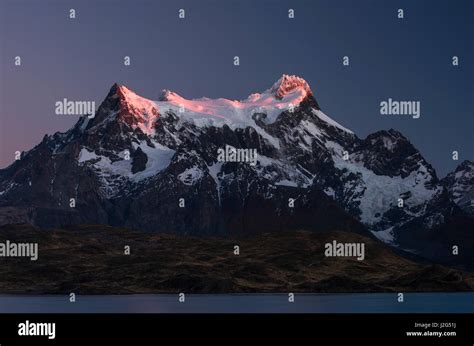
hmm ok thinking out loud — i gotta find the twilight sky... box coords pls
[0,0,472,176]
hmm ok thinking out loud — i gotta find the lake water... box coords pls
[0,293,472,313]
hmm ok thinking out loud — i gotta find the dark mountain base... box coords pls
[0,224,472,294]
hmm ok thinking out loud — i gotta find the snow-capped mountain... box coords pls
[0,75,472,268]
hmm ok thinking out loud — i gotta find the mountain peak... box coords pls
[108,83,130,97]
[158,89,182,102]
[109,83,141,101]
[100,83,160,135]
[456,160,473,171]
[268,74,312,99]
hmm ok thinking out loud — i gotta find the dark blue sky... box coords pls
[1,0,472,176]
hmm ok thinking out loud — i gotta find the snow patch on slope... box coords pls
[312,109,353,134]
[78,140,175,188]
[208,162,223,204]
[371,227,395,244]
[131,141,175,181]
[178,167,204,186]
[78,148,99,163]
[326,141,440,225]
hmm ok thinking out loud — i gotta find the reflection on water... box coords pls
[0,293,472,313]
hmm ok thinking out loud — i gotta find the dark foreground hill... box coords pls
[0,224,472,294]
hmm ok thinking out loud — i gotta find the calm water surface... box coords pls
[0,293,472,313]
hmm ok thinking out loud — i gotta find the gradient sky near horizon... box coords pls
[0,0,472,176]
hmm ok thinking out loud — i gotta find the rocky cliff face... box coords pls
[0,75,472,267]
[441,160,474,216]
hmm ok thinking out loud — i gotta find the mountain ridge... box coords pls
[0,75,472,269]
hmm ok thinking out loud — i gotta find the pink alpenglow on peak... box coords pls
[268,74,313,100]
[104,75,324,135]
[114,84,160,135]
[153,74,317,125]
[158,89,181,102]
